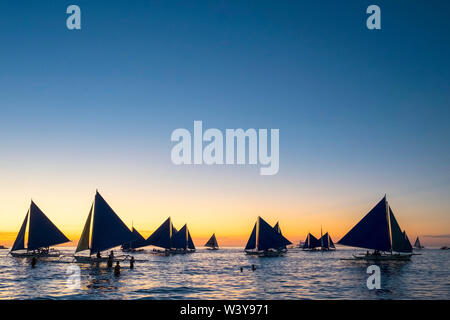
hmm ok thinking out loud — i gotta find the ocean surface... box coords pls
[0,247,448,300]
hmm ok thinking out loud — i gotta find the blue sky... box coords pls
[0,1,449,244]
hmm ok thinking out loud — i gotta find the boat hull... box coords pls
[10,250,61,258]
[351,253,412,261]
[245,250,285,257]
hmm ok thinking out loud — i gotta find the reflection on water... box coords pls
[0,247,448,299]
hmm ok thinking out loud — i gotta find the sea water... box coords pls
[0,247,448,299]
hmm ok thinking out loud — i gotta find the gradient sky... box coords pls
[0,1,449,247]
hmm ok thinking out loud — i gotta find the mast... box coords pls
[386,195,393,253]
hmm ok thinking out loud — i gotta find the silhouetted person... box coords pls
[114,261,121,276]
[251,264,256,271]
[130,256,135,269]
[107,255,113,268]
[31,256,37,268]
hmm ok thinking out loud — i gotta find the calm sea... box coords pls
[0,247,448,299]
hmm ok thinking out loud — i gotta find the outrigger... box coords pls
[9,200,70,258]
[73,191,136,264]
[338,195,413,261]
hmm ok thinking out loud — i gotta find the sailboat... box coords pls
[74,191,136,263]
[204,233,219,250]
[319,232,336,251]
[302,233,321,251]
[10,201,70,258]
[171,224,196,254]
[413,237,424,249]
[121,227,147,253]
[338,195,413,261]
[146,217,178,255]
[244,216,292,257]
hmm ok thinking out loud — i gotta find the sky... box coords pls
[0,1,449,247]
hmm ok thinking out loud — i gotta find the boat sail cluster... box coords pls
[244,216,292,257]
[338,196,413,260]
[8,193,420,262]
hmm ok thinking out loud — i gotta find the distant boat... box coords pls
[319,232,336,251]
[121,227,147,252]
[302,233,321,251]
[303,229,336,251]
[205,233,219,250]
[74,191,136,263]
[338,196,413,261]
[244,216,292,257]
[10,201,70,258]
[145,217,195,254]
[171,224,196,254]
[414,237,424,249]
[146,217,177,255]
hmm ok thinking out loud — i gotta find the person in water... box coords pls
[130,256,135,269]
[114,261,120,276]
[107,255,113,268]
[31,256,37,268]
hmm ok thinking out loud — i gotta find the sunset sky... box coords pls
[0,1,449,247]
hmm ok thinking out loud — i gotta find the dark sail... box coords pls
[257,217,291,251]
[122,227,147,250]
[389,206,409,253]
[337,197,391,251]
[320,232,335,249]
[245,223,257,250]
[414,237,423,248]
[303,233,321,249]
[205,233,218,248]
[146,217,175,249]
[90,191,136,254]
[187,229,195,250]
[402,231,413,253]
[172,224,189,249]
[273,221,292,249]
[11,211,28,252]
[27,201,70,250]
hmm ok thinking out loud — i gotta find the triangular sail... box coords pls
[76,204,93,253]
[90,191,136,254]
[389,206,410,253]
[414,237,422,248]
[205,234,218,248]
[337,197,391,251]
[146,217,174,249]
[402,231,413,253]
[303,233,321,249]
[245,223,257,250]
[11,211,28,252]
[27,201,70,250]
[172,224,188,249]
[187,228,195,250]
[273,221,292,249]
